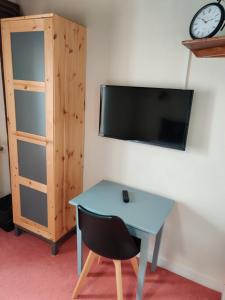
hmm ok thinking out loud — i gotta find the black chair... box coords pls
[72,205,141,300]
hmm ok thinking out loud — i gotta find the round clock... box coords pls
[190,2,225,39]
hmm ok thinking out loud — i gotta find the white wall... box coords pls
[17,0,225,292]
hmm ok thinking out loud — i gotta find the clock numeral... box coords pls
[190,4,222,38]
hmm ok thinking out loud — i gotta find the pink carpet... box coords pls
[0,229,221,300]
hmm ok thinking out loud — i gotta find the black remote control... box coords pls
[122,190,129,203]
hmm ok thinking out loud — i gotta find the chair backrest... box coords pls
[78,205,140,260]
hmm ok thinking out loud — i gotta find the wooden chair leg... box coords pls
[130,257,139,276]
[72,250,97,299]
[98,255,102,264]
[113,260,123,300]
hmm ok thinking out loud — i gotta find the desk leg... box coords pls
[151,225,164,272]
[136,235,149,300]
[76,208,83,275]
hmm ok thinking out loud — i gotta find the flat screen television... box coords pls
[99,85,194,150]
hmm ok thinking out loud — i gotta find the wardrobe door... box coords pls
[1,18,54,239]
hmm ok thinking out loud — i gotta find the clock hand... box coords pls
[206,18,217,22]
[199,18,207,23]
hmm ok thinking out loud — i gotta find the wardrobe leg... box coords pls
[51,242,59,255]
[14,225,22,236]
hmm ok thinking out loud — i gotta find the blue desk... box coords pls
[69,180,174,300]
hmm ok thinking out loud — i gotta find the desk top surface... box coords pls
[69,180,175,235]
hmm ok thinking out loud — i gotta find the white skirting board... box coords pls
[147,253,224,294]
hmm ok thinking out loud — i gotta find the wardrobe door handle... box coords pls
[0,146,4,152]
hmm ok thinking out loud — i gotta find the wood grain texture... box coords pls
[5,18,45,32]
[182,36,225,58]
[16,131,47,146]
[192,47,225,58]
[113,260,124,300]
[52,15,66,240]
[72,251,97,299]
[130,257,139,276]
[1,14,86,245]
[65,21,86,233]
[1,20,20,224]
[52,15,86,240]
[19,217,51,239]
[18,176,47,193]
[13,80,45,92]
[44,17,55,240]
[1,13,54,22]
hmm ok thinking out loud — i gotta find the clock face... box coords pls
[190,3,225,39]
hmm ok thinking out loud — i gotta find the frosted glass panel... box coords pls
[17,140,47,184]
[15,90,46,136]
[11,31,45,81]
[20,185,48,227]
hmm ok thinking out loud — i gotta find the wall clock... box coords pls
[190,1,225,39]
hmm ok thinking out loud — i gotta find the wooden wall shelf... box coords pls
[182,36,225,58]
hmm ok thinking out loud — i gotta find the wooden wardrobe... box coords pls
[1,14,86,254]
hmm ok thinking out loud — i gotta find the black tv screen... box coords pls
[99,85,193,150]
